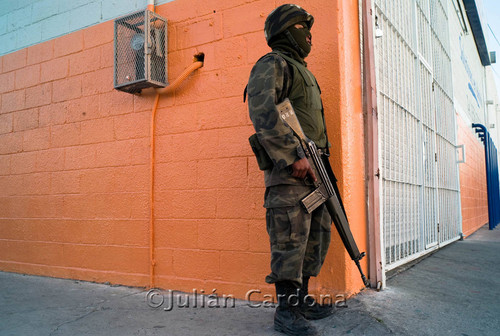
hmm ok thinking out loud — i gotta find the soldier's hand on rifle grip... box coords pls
[291,157,317,181]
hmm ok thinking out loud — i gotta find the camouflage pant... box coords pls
[264,184,332,286]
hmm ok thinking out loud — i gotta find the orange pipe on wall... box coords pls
[149,93,160,289]
[155,60,204,95]
[149,57,204,288]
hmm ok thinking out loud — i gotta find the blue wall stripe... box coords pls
[0,0,175,56]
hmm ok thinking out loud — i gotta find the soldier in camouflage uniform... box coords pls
[246,4,336,336]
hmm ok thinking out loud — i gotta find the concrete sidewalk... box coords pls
[1,225,499,336]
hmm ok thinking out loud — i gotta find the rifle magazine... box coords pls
[301,187,327,214]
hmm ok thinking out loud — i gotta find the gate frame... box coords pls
[368,0,462,286]
[362,0,383,289]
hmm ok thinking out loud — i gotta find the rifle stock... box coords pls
[276,99,370,287]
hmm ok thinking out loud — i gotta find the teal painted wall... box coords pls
[0,0,175,55]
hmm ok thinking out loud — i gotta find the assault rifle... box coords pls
[276,99,370,287]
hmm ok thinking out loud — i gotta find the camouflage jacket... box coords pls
[247,51,323,187]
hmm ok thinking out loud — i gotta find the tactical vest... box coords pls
[273,51,328,148]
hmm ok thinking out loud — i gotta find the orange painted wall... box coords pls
[456,114,488,237]
[0,21,151,286]
[0,0,367,299]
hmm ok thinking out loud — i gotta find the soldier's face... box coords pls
[288,22,312,57]
[293,23,312,47]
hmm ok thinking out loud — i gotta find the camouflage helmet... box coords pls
[264,4,314,44]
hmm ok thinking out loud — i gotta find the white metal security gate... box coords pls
[374,0,461,271]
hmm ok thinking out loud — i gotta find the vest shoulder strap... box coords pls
[272,51,315,86]
[243,52,293,103]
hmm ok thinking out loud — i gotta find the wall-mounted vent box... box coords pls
[114,10,168,93]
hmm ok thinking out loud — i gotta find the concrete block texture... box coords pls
[0,0,364,296]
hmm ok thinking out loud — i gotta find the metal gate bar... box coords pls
[375,0,461,272]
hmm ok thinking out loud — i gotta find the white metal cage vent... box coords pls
[114,10,168,94]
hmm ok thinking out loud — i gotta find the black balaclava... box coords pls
[269,22,312,65]
[286,23,312,57]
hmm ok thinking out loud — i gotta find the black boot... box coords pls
[299,276,335,320]
[274,281,318,336]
